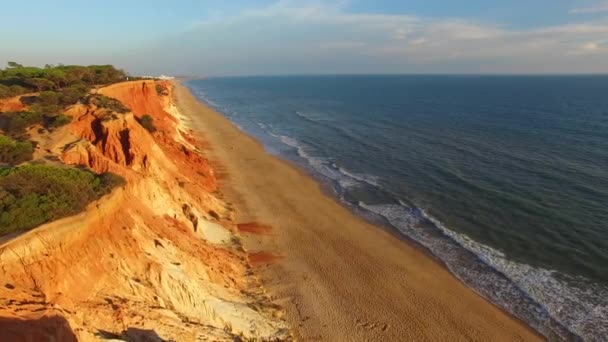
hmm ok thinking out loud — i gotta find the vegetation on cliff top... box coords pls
[0,62,130,141]
[0,62,127,98]
[0,165,125,235]
[0,62,149,235]
[83,94,131,114]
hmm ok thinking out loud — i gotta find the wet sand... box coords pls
[173,81,541,341]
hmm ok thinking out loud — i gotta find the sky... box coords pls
[1,0,608,75]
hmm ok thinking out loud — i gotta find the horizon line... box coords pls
[172,72,608,80]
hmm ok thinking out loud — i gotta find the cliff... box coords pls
[0,81,289,341]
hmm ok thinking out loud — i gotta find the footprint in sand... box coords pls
[355,318,389,332]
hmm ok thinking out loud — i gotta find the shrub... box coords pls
[0,165,124,235]
[0,135,33,165]
[26,78,56,92]
[25,88,86,111]
[9,85,28,97]
[19,95,39,106]
[0,85,9,98]
[97,172,126,195]
[155,83,168,96]
[0,111,43,137]
[31,104,63,117]
[59,84,89,106]
[139,114,157,132]
[37,91,60,106]
[0,110,72,136]
[46,114,72,128]
[83,94,130,114]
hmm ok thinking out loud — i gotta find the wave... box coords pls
[255,121,269,131]
[335,164,380,188]
[274,134,382,191]
[295,111,322,124]
[295,111,386,154]
[194,90,221,108]
[276,135,333,177]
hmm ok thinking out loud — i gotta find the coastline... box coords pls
[172,81,542,341]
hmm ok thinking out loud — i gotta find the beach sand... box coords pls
[173,81,541,341]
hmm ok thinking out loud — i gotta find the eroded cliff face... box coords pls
[0,81,289,341]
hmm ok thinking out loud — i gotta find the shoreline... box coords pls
[172,81,542,340]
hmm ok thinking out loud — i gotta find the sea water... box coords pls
[186,75,608,340]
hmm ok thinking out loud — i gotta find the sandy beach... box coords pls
[173,81,541,341]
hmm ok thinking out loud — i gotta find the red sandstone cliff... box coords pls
[0,81,289,341]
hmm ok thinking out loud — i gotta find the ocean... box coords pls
[185,75,608,340]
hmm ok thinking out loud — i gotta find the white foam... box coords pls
[255,121,268,130]
[359,201,607,340]
[275,135,382,191]
[336,165,380,187]
[277,135,327,171]
[195,90,221,108]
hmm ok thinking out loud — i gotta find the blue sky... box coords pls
[1,0,608,75]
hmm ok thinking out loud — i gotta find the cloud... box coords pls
[570,1,608,14]
[125,0,608,75]
[569,40,608,55]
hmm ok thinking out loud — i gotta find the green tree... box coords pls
[44,69,67,88]
[59,84,89,105]
[37,91,60,106]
